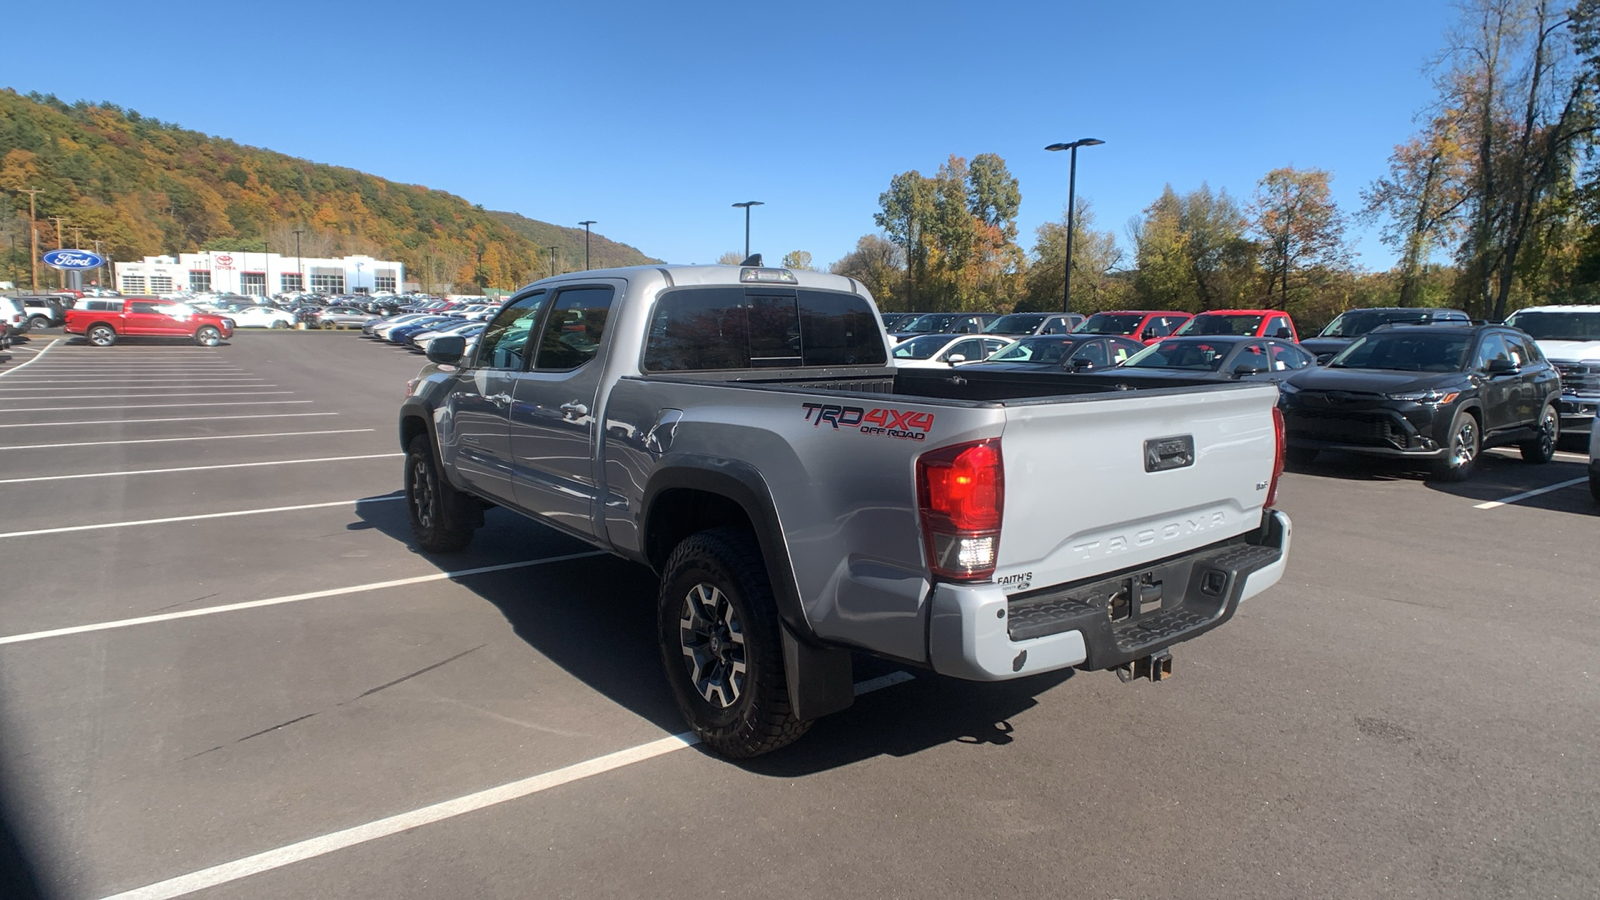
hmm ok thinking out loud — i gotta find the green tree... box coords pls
[831,234,904,309]
[780,250,813,270]
[1023,198,1123,312]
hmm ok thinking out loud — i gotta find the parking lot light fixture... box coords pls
[579,220,596,270]
[732,201,764,259]
[1045,138,1105,314]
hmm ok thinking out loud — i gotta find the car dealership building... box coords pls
[114,252,404,296]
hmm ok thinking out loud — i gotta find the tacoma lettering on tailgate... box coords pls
[802,402,934,441]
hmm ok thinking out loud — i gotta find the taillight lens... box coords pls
[1265,406,1286,508]
[917,440,1004,581]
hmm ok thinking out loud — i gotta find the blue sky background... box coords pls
[1,0,1456,271]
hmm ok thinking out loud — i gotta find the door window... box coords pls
[942,339,982,362]
[533,286,616,371]
[1475,334,1512,370]
[1269,341,1311,370]
[130,301,161,314]
[1070,340,1109,368]
[476,291,547,370]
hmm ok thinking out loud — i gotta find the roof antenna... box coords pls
[740,253,763,266]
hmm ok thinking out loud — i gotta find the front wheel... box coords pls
[29,316,51,331]
[1432,408,1481,482]
[1519,404,1559,464]
[195,326,222,347]
[403,434,477,552]
[88,324,117,347]
[658,528,808,759]
[270,319,288,329]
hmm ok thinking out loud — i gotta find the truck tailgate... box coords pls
[992,383,1279,593]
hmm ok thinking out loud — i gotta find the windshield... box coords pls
[1330,332,1472,371]
[1076,313,1144,335]
[892,334,956,360]
[1503,311,1600,341]
[900,314,963,334]
[1318,310,1413,338]
[1123,339,1229,371]
[1176,314,1264,337]
[984,314,1047,334]
[987,337,1080,364]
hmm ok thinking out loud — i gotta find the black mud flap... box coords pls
[781,627,854,721]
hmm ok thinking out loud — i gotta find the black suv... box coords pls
[1281,324,1561,480]
[1300,307,1471,363]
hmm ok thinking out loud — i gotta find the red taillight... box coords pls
[917,440,1004,581]
[1265,406,1286,508]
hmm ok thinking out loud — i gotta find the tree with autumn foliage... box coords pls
[873,153,1025,312]
[1021,198,1125,313]
[1250,167,1351,309]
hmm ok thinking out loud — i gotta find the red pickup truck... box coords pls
[65,298,235,347]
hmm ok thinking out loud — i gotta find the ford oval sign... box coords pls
[42,249,105,270]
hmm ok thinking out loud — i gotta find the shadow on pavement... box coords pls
[0,741,45,900]
[354,500,1077,774]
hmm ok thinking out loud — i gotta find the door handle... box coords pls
[560,402,589,420]
[487,393,512,406]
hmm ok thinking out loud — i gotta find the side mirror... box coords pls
[1275,327,1293,339]
[1232,360,1267,377]
[1069,358,1094,371]
[1315,353,1335,365]
[1141,328,1156,341]
[427,335,467,366]
[945,354,967,365]
[1485,357,1516,374]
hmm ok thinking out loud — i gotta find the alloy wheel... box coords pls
[1451,419,1477,467]
[679,583,747,708]
[410,459,435,530]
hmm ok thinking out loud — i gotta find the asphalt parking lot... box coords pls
[0,330,1595,900]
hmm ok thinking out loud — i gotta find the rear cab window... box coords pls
[643,287,887,372]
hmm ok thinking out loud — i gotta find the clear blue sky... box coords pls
[1,0,1456,272]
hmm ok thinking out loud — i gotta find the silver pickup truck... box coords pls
[399,264,1292,757]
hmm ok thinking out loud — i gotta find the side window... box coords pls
[983,338,1009,356]
[533,286,615,371]
[1040,316,1068,334]
[1475,334,1511,370]
[1504,334,1534,367]
[1110,340,1135,365]
[475,291,548,370]
[943,339,982,361]
[1513,335,1544,362]
[130,301,160,314]
[643,288,747,371]
[1071,340,1109,368]
[1149,317,1175,337]
[1239,342,1270,369]
[1270,342,1311,370]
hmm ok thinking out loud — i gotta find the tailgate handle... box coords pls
[1144,435,1195,472]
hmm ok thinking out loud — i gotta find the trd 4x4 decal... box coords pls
[802,402,935,441]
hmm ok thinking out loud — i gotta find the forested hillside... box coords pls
[0,89,658,292]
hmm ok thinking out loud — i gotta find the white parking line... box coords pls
[0,552,607,647]
[0,494,396,539]
[0,429,375,451]
[0,412,339,429]
[0,384,269,391]
[0,400,312,413]
[95,672,913,900]
[1473,477,1589,510]
[0,377,265,383]
[0,391,291,400]
[0,338,60,378]
[0,452,403,485]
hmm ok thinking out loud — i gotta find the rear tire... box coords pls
[404,434,477,552]
[29,316,50,331]
[658,528,808,759]
[271,320,288,329]
[195,326,222,347]
[1432,408,1481,482]
[1518,404,1559,464]
[88,324,117,347]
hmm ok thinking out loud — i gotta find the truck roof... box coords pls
[526,264,865,295]
[1509,304,1600,313]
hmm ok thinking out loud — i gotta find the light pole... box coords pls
[18,188,41,291]
[292,228,304,293]
[1045,138,1104,314]
[578,220,596,270]
[547,245,558,278]
[731,201,763,259]
[354,261,363,296]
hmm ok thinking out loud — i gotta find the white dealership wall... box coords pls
[114,252,405,296]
